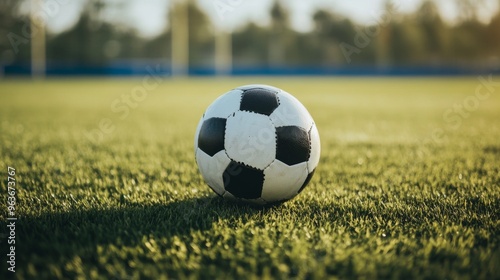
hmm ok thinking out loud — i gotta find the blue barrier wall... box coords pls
[3,62,500,76]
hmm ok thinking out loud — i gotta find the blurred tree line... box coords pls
[1,0,500,69]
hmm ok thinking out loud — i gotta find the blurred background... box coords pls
[1,0,500,77]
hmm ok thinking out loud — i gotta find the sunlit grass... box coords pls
[0,77,499,279]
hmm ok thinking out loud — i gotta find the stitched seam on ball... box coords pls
[232,160,264,172]
[307,123,314,162]
[223,91,243,162]
[275,89,282,106]
[239,109,275,117]
[262,158,276,172]
[223,118,233,163]
[268,116,278,170]
[234,89,243,116]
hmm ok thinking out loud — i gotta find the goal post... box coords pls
[171,0,189,77]
[31,0,46,79]
[215,28,232,76]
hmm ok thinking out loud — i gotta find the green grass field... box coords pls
[1,77,499,279]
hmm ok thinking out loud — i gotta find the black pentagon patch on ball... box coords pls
[276,126,311,165]
[223,161,264,199]
[298,169,315,194]
[198,118,226,157]
[240,88,279,116]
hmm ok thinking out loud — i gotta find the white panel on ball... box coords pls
[204,89,243,119]
[195,149,231,196]
[262,161,308,202]
[308,123,321,171]
[271,91,313,129]
[225,111,276,170]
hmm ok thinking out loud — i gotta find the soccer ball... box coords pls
[194,84,320,206]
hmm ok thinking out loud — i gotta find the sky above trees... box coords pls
[18,0,500,37]
[4,0,499,70]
